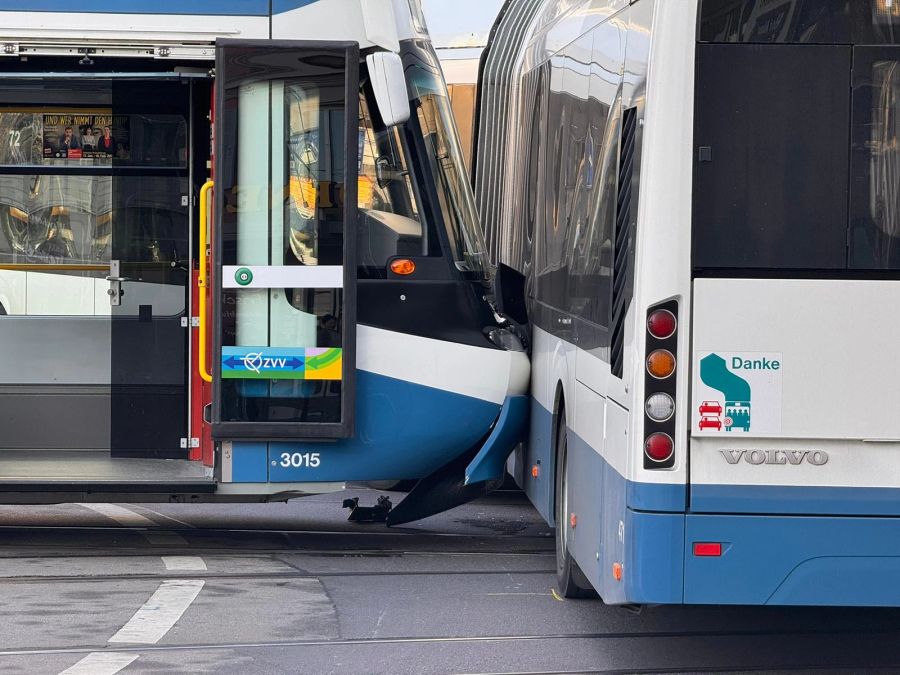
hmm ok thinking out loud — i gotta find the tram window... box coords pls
[408,64,490,277]
[698,0,900,45]
[357,90,434,278]
[0,111,186,169]
[0,174,188,315]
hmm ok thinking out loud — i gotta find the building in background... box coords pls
[422,0,504,170]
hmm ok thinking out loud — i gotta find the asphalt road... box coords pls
[0,489,899,674]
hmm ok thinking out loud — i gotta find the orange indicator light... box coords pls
[612,563,623,581]
[646,349,676,379]
[390,258,416,276]
[531,465,540,478]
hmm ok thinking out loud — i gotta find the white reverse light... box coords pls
[645,393,675,422]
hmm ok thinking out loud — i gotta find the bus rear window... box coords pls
[692,44,852,271]
[694,39,900,271]
[699,0,900,45]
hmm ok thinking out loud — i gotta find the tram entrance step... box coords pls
[0,450,211,485]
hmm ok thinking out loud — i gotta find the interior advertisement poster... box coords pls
[41,113,130,160]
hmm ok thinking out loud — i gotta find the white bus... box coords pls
[476,0,900,605]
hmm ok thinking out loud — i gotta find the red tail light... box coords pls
[644,432,674,463]
[693,542,723,557]
[647,309,677,339]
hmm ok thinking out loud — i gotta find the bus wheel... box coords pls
[554,409,595,599]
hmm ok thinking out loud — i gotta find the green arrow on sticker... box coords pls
[235,267,253,286]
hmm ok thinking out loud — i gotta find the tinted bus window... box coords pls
[850,49,900,269]
[692,44,851,270]
[699,0,900,45]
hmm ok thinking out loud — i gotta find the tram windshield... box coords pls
[407,62,489,277]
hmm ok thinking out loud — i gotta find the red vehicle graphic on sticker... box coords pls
[699,415,722,431]
[699,400,723,415]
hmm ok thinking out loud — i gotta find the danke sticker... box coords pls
[693,352,783,434]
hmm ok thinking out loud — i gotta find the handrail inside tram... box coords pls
[198,179,214,384]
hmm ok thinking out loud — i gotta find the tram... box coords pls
[0,0,529,523]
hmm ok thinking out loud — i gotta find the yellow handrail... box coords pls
[198,180,214,383]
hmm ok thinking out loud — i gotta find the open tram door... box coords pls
[203,40,359,453]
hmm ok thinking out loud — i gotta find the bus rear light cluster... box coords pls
[644,301,678,469]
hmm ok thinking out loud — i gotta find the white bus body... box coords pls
[477,0,900,605]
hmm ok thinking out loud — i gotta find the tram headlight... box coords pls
[645,393,675,422]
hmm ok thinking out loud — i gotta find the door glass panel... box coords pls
[0,174,186,316]
[216,43,357,435]
[0,80,191,457]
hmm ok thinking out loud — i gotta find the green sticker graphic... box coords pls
[700,353,751,432]
[235,267,253,286]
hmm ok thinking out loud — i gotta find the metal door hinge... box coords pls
[180,437,200,449]
[182,316,201,328]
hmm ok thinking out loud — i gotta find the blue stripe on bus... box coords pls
[692,483,900,517]
[0,0,269,14]
[229,369,501,484]
[683,512,900,605]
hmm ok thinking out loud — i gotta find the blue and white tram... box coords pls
[0,0,528,521]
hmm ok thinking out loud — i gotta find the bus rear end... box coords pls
[686,0,900,605]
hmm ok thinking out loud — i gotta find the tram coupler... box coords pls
[343,495,393,522]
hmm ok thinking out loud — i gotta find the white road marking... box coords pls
[80,504,188,545]
[80,503,156,527]
[162,556,207,572]
[59,651,138,675]
[108,579,205,644]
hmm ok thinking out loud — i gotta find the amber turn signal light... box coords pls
[390,258,416,276]
[646,349,676,379]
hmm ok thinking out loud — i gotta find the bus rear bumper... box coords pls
[681,512,900,606]
[625,509,900,606]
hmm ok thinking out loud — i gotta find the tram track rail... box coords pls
[2,627,900,660]
[0,567,558,584]
[0,524,555,558]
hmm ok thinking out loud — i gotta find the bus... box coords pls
[0,0,529,524]
[475,0,900,605]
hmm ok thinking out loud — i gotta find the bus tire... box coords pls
[554,407,596,599]
[0,303,6,315]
